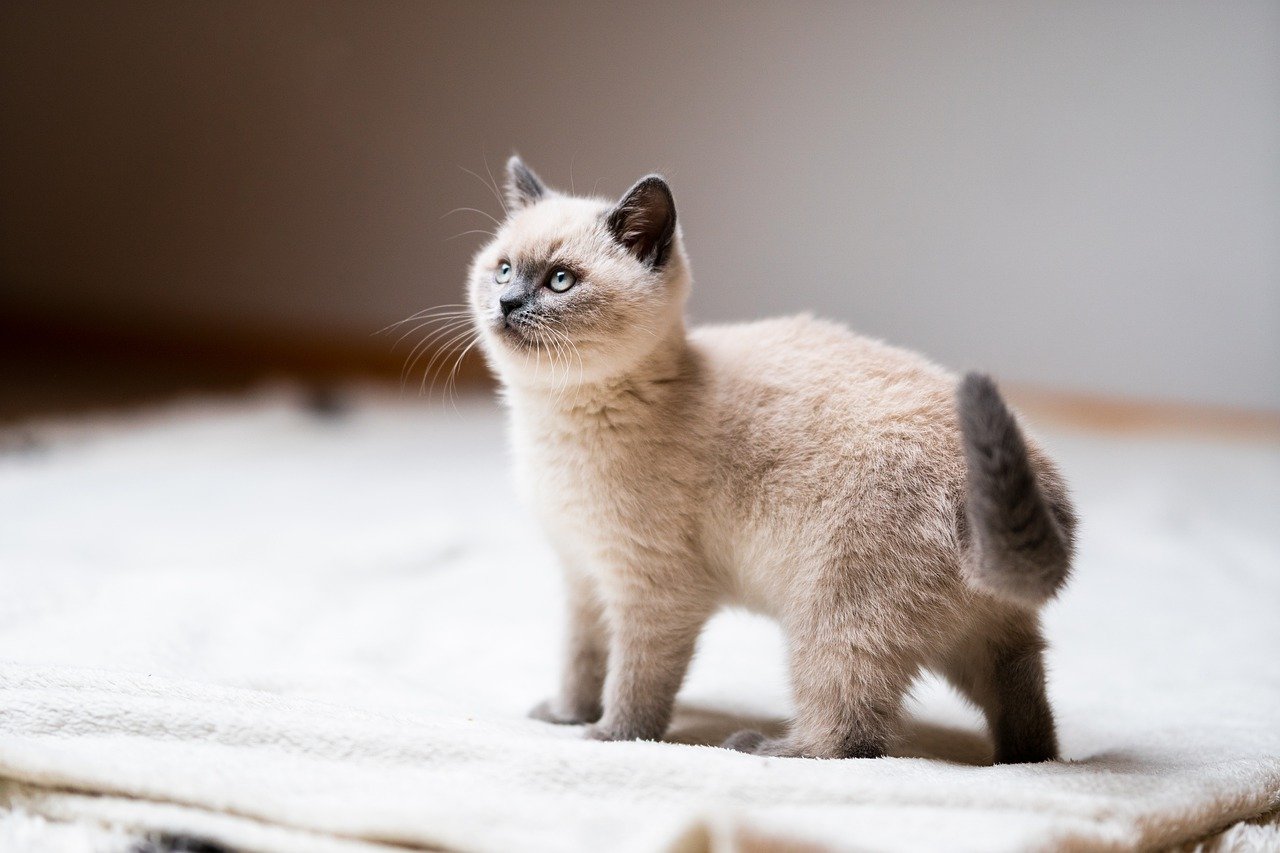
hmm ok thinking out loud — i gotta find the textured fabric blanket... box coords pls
[0,390,1277,852]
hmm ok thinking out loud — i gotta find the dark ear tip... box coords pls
[504,155,548,209]
[637,174,672,194]
[629,175,675,212]
[507,154,532,179]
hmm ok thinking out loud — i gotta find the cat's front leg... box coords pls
[584,589,711,743]
[530,572,608,725]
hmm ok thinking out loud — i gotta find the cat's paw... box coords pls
[721,730,795,757]
[721,729,768,753]
[528,699,600,725]
[722,729,887,759]
[583,722,659,742]
[583,723,630,741]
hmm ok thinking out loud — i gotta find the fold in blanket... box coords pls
[0,392,1277,851]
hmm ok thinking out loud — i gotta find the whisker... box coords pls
[547,324,572,403]
[538,322,565,406]
[482,154,512,219]
[387,307,472,334]
[400,315,469,352]
[419,335,470,400]
[445,333,482,412]
[375,304,470,335]
[446,229,496,242]
[543,316,585,401]
[392,312,472,348]
[533,327,543,386]
[527,315,583,407]
[421,324,480,396]
[460,165,508,219]
[442,206,502,227]
[431,327,476,403]
[402,320,470,385]
[548,320,585,404]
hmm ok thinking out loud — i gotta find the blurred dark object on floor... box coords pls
[0,313,489,424]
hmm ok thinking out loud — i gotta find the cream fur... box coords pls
[468,161,1073,760]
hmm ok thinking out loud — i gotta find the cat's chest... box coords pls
[513,420,683,563]
[517,432,637,520]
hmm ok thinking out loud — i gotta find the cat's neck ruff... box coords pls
[502,321,696,428]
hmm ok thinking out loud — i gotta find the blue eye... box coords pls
[495,261,513,284]
[548,268,577,293]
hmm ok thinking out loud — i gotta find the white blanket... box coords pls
[1,390,1277,852]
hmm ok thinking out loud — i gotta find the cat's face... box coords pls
[468,158,688,388]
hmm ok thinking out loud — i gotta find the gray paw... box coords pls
[583,722,659,742]
[528,699,600,725]
[721,729,768,753]
[721,730,799,757]
[722,729,888,759]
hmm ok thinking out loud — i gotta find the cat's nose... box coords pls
[499,288,526,318]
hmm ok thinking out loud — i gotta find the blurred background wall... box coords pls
[2,0,1278,410]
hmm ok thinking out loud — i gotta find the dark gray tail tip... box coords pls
[959,372,1001,409]
[958,372,1012,436]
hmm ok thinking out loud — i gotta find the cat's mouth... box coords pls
[498,316,539,349]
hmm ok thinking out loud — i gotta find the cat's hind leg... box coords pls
[939,612,1059,764]
[723,615,917,759]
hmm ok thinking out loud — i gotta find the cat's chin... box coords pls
[496,319,539,350]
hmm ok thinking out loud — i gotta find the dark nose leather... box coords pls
[499,287,526,318]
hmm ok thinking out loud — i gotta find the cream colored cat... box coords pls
[466,157,1076,762]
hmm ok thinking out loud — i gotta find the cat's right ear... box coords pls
[607,175,677,268]
[505,155,548,212]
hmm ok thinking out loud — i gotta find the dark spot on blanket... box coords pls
[0,430,46,456]
[132,832,238,853]
[305,384,351,420]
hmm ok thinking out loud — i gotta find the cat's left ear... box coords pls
[607,175,677,268]
[505,155,548,211]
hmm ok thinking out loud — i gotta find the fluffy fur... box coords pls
[466,157,1076,762]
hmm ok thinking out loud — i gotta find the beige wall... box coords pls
[3,1,1278,408]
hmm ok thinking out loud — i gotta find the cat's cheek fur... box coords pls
[477,162,1074,763]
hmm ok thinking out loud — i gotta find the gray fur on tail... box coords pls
[958,373,1074,608]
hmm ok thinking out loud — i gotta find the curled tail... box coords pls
[958,373,1075,608]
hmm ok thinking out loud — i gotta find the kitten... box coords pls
[466,157,1076,762]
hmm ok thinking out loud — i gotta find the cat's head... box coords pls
[467,157,689,388]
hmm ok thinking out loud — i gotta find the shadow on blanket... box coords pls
[665,703,994,766]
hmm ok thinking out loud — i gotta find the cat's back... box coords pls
[690,313,961,437]
[689,315,968,575]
